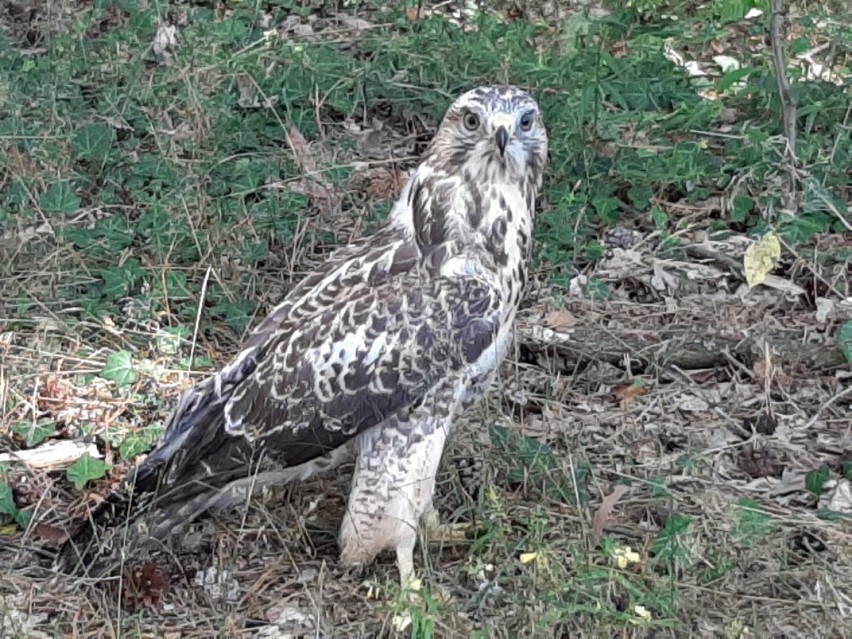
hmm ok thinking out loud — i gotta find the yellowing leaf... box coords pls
[519,551,548,568]
[612,545,642,569]
[633,605,652,622]
[406,578,422,592]
[744,232,781,288]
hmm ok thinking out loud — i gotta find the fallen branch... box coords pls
[516,318,846,375]
[0,441,100,469]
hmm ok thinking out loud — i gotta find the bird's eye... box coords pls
[519,111,535,132]
[462,111,480,131]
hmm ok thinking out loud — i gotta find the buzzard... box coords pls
[56,85,549,586]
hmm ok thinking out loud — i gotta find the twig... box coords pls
[801,386,852,431]
[189,265,213,372]
[769,0,798,211]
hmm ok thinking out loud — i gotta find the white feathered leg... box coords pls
[339,416,453,586]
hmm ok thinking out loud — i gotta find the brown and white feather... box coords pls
[56,85,548,581]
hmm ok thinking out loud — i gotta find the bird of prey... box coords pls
[56,85,549,586]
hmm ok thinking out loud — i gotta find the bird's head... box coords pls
[426,85,548,184]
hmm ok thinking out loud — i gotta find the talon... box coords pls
[422,514,475,544]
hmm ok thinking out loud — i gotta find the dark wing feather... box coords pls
[56,230,503,574]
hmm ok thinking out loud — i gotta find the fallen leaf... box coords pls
[152,24,178,56]
[613,384,648,407]
[823,479,852,513]
[285,125,337,210]
[745,274,804,296]
[34,523,68,545]
[610,40,629,58]
[678,394,710,412]
[815,297,835,322]
[593,484,629,540]
[287,126,314,172]
[37,375,73,413]
[122,563,171,611]
[744,232,781,288]
[633,604,652,622]
[713,55,741,72]
[544,309,577,331]
[337,14,374,31]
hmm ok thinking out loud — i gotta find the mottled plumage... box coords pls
[56,85,549,584]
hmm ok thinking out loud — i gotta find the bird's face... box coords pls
[430,85,548,182]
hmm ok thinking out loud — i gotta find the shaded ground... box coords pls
[1,1,850,637]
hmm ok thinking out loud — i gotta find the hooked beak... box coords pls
[491,113,514,158]
[494,126,509,157]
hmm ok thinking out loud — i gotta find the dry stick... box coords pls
[769,0,798,212]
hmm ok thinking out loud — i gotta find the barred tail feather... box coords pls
[55,380,232,575]
[54,469,150,576]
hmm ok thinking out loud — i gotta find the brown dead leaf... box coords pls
[34,524,68,546]
[285,125,337,210]
[122,563,171,611]
[37,375,74,414]
[544,310,577,331]
[613,384,648,408]
[593,484,629,541]
[506,5,526,21]
[610,40,629,58]
[287,126,314,173]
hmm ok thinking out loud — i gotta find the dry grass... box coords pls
[3,281,850,637]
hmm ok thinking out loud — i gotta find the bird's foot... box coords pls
[420,507,473,544]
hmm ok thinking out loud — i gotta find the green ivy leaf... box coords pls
[843,460,852,481]
[66,454,111,490]
[119,424,163,460]
[40,182,81,214]
[585,278,611,301]
[779,212,832,245]
[838,320,852,364]
[155,326,189,355]
[817,509,852,522]
[11,421,56,447]
[803,178,848,218]
[649,476,669,498]
[651,206,668,229]
[805,465,831,496]
[103,351,137,387]
[99,260,144,300]
[210,299,255,333]
[591,195,621,224]
[731,195,753,223]
[0,474,30,528]
[73,122,116,160]
[651,514,692,561]
[628,185,652,211]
